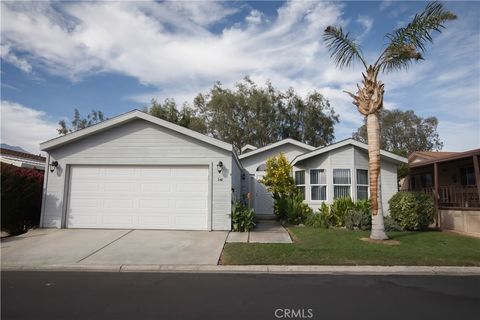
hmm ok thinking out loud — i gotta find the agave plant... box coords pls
[323,2,456,239]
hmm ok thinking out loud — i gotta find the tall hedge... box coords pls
[388,191,434,231]
[1,163,44,235]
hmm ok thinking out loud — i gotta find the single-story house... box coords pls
[402,149,480,237]
[0,147,46,171]
[39,110,407,231]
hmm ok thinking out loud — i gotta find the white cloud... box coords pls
[0,101,58,154]
[379,1,393,12]
[0,43,32,73]
[356,15,373,39]
[246,9,263,25]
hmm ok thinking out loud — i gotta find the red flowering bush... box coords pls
[1,163,44,235]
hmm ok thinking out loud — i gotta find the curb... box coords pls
[2,264,480,275]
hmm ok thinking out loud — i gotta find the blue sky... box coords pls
[1,1,479,154]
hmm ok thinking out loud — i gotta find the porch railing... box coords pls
[421,185,479,208]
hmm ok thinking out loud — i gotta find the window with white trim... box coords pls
[310,169,327,201]
[356,169,369,200]
[333,169,351,199]
[295,171,306,200]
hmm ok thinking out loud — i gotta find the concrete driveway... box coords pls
[1,229,228,268]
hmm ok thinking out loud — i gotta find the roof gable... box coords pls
[292,139,407,165]
[40,110,232,152]
[238,138,315,160]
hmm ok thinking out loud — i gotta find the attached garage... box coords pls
[40,110,241,231]
[66,165,209,230]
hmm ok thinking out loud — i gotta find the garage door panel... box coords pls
[102,215,134,226]
[140,167,171,176]
[103,199,135,209]
[140,183,171,193]
[104,183,136,193]
[174,215,206,228]
[67,165,209,230]
[137,216,170,227]
[138,199,171,208]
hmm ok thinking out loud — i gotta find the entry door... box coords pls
[66,165,209,230]
[253,171,274,215]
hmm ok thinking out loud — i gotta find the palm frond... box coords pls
[378,1,456,72]
[323,26,367,69]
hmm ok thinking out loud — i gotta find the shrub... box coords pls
[383,215,403,232]
[261,153,295,197]
[345,199,371,231]
[285,191,313,225]
[328,197,355,227]
[388,191,435,231]
[305,203,330,228]
[1,164,44,235]
[231,202,256,232]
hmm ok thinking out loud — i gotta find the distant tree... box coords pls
[147,98,207,134]
[194,78,339,152]
[278,89,338,147]
[58,109,107,135]
[352,109,443,157]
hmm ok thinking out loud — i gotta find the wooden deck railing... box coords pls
[420,185,479,208]
[401,186,480,208]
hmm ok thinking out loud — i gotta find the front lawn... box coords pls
[222,227,480,266]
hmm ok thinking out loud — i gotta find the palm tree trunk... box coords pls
[367,113,388,240]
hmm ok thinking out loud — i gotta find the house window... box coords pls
[356,169,369,200]
[420,173,433,188]
[460,167,475,186]
[310,169,327,201]
[333,169,351,199]
[295,171,306,200]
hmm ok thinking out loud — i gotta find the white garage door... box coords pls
[66,165,209,230]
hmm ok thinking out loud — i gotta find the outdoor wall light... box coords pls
[49,161,59,173]
[216,161,224,173]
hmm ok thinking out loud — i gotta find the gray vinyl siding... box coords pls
[41,119,232,230]
[380,161,398,216]
[294,145,399,213]
[241,144,313,174]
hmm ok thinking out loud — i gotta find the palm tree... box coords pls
[323,2,456,240]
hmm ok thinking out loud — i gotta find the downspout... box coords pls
[39,153,50,228]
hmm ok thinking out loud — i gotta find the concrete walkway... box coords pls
[225,220,292,243]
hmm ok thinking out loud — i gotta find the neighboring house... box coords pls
[0,148,46,171]
[239,139,316,216]
[39,110,407,231]
[291,139,406,213]
[403,149,480,237]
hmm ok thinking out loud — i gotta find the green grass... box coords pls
[222,227,480,266]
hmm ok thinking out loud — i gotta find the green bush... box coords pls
[274,191,312,225]
[383,215,403,231]
[328,197,355,227]
[1,164,44,235]
[231,202,256,232]
[388,191,435,231]
[345,199,371,230]
[305,203,330,228]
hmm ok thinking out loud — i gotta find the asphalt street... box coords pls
[1,271,479,320]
